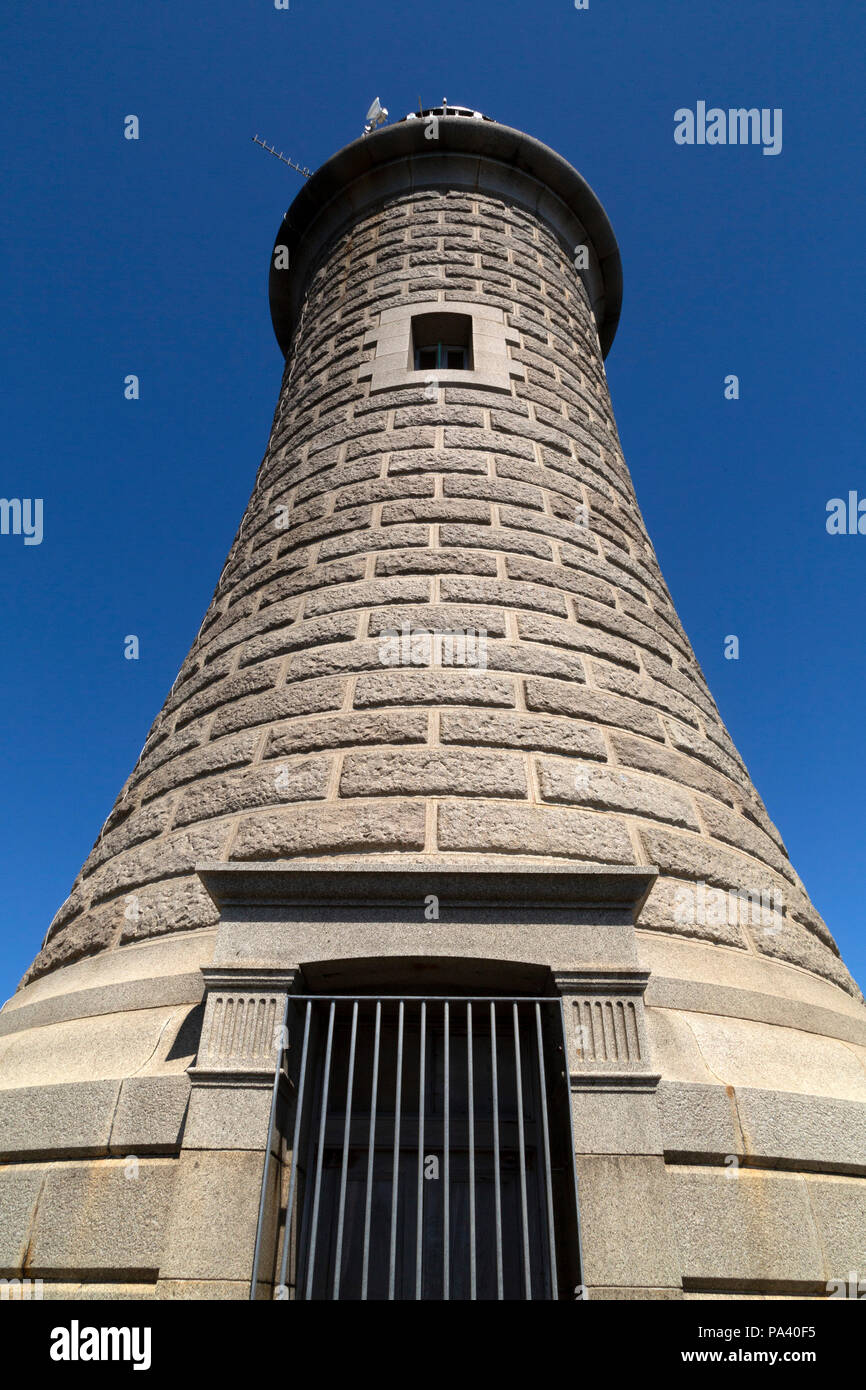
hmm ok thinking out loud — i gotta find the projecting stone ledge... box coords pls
[196,856,658,916]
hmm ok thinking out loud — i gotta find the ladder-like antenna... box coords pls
[251,134,312,179]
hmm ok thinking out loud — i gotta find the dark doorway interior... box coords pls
[276,995,581,1301]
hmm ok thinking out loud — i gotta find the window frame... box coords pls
[359,299,524,394]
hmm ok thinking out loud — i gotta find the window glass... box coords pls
[411,312,473,372]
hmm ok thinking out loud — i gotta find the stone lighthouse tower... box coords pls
[1,105,864,1302]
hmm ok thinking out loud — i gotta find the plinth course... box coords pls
[2,105,864,1300]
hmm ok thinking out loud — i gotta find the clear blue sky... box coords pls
[1,0,864,1001]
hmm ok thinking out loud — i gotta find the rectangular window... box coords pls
[259,995,582,1301]
[411,312,473,372]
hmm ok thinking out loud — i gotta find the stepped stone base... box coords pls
[1,861,864,1299]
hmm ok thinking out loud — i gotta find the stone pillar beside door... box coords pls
[156,969,297,1300]
[555,968,683,1299]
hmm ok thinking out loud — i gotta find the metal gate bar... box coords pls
[490,1002,503,1299]
[360,1000,380,1299]
[251,995,583,1301]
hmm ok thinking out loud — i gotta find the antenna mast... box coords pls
[251,134,312,179]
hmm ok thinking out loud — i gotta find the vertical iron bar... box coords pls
[332,1000,359,1300]
[415,1000,426,1300]
[467,1002,476,1300]
[443,1001,450,1300]
[277,999,313,1296]
[513,1002,532,1299]
[388,1000,405,1300]
[559,996,586,1296]
[535,1003,559,1299]
[304,999,336,1300]
[490,1001,504,1300]
[361,1000,381,1300]
[249,994,290,1300]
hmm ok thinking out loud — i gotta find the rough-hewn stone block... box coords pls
[319,523,430,560]
[695,794,795,884]
[482,641,587,683]
[341,748,527,799]
[525,677,665,740]
[505,554,616,609]
[266,710,428,757]
[381,498,490,525]
[537,758,699,829]
[174,662,282,731]
[302,576,431,618]
[637,873,748,948]
[354,670,516,708]
[84,826,230,903]
[388,449,488,475]
[331,476,434,510]
[442,475,545,509]
[374,548,499,577]
[25,909,118,983]
[211,677,345,736]
[140,732,260,805]
[365,604,507,639]
[517,612,639,669]
[232,800,427,859]
[751,915,858,997]
[592,661,702,729]
[638,825,782,902]
[173,758,331,827]
[439,523,552,560]
[611,732,739,810]
[440,710,606,759]
[439,576,569,619]
[238,612,358,669]
[437,801,635,862]
[117,874,220,945]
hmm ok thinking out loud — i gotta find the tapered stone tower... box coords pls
[2,105,864,1302]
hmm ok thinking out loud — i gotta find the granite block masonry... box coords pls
[1,103,864,1301]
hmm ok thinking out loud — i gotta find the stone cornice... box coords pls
[196,858,657,918]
